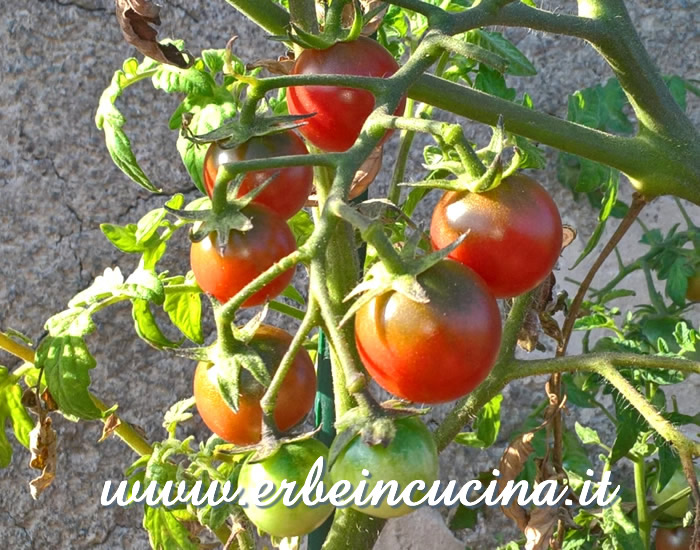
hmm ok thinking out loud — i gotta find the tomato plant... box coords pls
[330,417,439,518]
[193,325,316,445]
[203,131,313,220]
[3,0,700,549]
[189,204,296,307]
[655,527,693,550]
[238,438,333,538]
[430,174,563,299]
[287,36,405,152]
[354,260,501,404]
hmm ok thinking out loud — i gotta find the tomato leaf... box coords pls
[600,500,644,550]
[567,78,634,134]
[37,336,102,421]
[449,504,479,531]
[563,426,593,475]
[656,441,682,492]
[464,30,537,76]
[163,285,203,344]
[132,299,181,349]
[288,209,314,247]
[124,268,165,305]
[101,224,143,253]
[0,367,34,468]
[143,506,199,550]
[574,422,603,447]
[609,391,644,464]
[454,393,502,448]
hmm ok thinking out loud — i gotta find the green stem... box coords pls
[388,97,416,205]
[633,456,651,550]
[260,299,320,418]
[222,0,290,35]
[321,508,386,550]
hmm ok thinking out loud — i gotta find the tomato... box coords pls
[430,174,563,299]
[652,467,698,519]
[687,273,700,302]
[354,260,502,404]
[329,417,439,518]
[238,438,334,538]
[655,527,693,550]
[190,204,296,307]
[287,37,405,152]
[203,131,313,220]
[193,325,316,446]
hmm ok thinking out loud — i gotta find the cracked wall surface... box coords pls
[0,0,698,548]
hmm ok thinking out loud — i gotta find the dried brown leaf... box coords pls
[525,505,559,550]
[498,431,535,531]
[99,414,122,443]
[115,0,191,68]
[561,224,577,251]
[246,53,296,75]
[28,416,57,499]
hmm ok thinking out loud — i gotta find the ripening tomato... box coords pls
[655,527,693,550]
[193,325,316,446]
[287,37,405,152]
[203,131,313,220]
[329,417,439,518]
[238,438,334,538]
[430,174,563,299]
[190,204,296,307]
[354,260,502,404]
[687,273,700,302]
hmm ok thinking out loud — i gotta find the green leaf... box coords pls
[151,62,215,96]
[101,224,143,253]
[563,426,593,474]
[68,267,125,309]
[449,504,479,530]
[575,422,603,447]
[45,308,97,338]
[664,75,687,111]
[143,506,199,550]
[465,30,536,76]
[656,442,682,492]
[454,394,502,448]
[37,336,102,420]
[123,268,165,305]
[163,285,203,344]
[288,209,314,247]
[135,208,167,243]
[601,500,644,550]
[572,218,606,269]
[567,78,634,134]
[609,392,643,464]
[175,99,238,194]
[665,257,693,306]
[0,367,34,467]
[163,397,196,436]
[102,115,159,192]
[474,64,516,101]
[132,300,181,349]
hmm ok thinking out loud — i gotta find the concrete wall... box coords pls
[1,0,697,548]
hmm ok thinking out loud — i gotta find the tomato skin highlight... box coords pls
[193,325,316,446]
[238,438,334,538]
[287,37,405,152]
[330,417,439,518]
[189,204,296,307]
[430,174,563,299]
[354,260,502,404]
[655,527,693,550]
[203,131,313,220]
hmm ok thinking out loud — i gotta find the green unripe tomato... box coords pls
[329,417,439,519]
[238,439,333,538]
[651,467,698,519]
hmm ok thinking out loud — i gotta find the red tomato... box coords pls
[193,325,316,445]
[287,37,405,152]
[430,174,563,299]
[190,204,296,307]
[203,131,313,220]
[354,260,502,404]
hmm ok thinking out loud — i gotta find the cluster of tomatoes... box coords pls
[190,36,564,538]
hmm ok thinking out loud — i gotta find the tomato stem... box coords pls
[633,456,652,550]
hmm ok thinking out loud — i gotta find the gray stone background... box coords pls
[0,0,698,548]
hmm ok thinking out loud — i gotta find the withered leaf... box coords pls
[524,505,559,550]
[28,416,57,499]
[115,0,191,68]
[99,413,122,443]
[246,53,296,75]
[498,431,535,531]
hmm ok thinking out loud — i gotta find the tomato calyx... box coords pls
[219,426,322,464]
[339,225,468,325]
